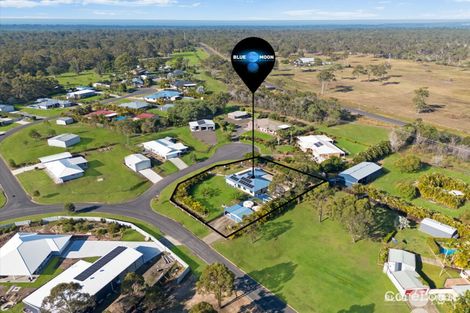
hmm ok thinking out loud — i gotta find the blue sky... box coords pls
[0,0,469,20]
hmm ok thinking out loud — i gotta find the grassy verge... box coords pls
[213,201,408,313]
[0,190,6,208]
[171,245,207,278]
[121,228,146,241]
[19,107,68,118]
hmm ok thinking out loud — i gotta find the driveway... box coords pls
[139,168,163,184]
[169,157,188,170]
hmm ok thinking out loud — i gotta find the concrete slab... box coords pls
[12,163,43,175]
[169,157,188,170]
[139,168,163,184]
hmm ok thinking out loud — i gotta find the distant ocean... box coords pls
[1,19,470,28]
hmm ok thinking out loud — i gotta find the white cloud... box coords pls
[283,9,377,19]
[0,0,176,8]
[178,1,200,8]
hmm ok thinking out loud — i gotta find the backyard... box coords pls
[16,145,150,204]
[214,201,409,313]
[190,175,247,221]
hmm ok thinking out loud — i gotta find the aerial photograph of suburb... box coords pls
[0,0,469,312]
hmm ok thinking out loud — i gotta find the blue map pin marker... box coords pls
[231,37,276,93]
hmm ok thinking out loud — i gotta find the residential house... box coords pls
[44,159,85,183]
[144,90,182,103]
[171,80,197,89]
[225,168,272,197]
[294,57,315,66]
[66,89,96,100]
[228,111,250,120]
[119,101,149,110]
[134,113,156,120]
[86,110,118,119]
[0,118,14,126]
[254,118,290,135]
[142,137,188,160]
[297,135,345,163]
[0,232,72,278]
[189,119,215,132]
[383,249,429,296]
[35,98,72,110]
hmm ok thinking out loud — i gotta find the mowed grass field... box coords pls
[0,121,125,166]
[373,152,470,218]
[53,70,111,89]
[191,175,245,220]
[273,55,470,133]
[214,201,408,313]
[17,145,150,204]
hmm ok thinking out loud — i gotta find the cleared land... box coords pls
[17,145,150,204]
[214,201,408,313]
[53,70,111,89]
[273,55,470,133]
[0,121,126,166]
[373,152,470,218]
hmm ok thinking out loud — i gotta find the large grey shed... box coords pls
[419,218,458,238]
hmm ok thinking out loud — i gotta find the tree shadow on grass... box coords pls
[369,206,399,240]
[43,192,59,199]
[129,180,148,191]
[260,220,293,241]
[247,262,297,294]
[415,257,436,289]
[337,303,376,313]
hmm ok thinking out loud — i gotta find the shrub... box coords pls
[396,181,418,200]
[353,141,392,163]
[416,173,468,209]
[64,202,76,213]
[33,190,40,197]
[395,155,421,173]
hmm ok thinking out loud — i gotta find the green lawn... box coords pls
[214,201,408,313]
[0,121,126,166]
[420,263,461,289]
[170,49,227,93]
[0,122,18,132]
[0,191,6,208]
[373,153,470,218]
[19,106,68,118]
[171,245,207,278]
[17,145,150,204]
[121,228,146,241]
[392,228,435,258]
[242,130,275,141]
[318,122,390,156]
[156,160,179,176]
[53,71,111,89]
[191,175,246,221]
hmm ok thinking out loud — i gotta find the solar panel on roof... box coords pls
[74,246,127,281]
[314,142,323,147]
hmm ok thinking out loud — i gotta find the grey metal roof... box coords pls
[388,249,416,268]
[419,218,458,238]
[340,162,382,180]
[50,133,80,142]
[392,270,426,290]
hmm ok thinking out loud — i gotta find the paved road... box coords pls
[100,87,156,104]
[0,122,293,312]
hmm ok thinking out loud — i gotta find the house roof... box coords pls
[57,117,73,122]
[255,118,291,132]
[189,119,215,127]
[419,218,458,237]
[228,111,250,118]
[119,101,149,110]
[145,90,182,100]
[125,153,150,165]
[68,156,88,166]
[24,247,142,310]
[225,204,254,223]
[39,152,73,164]
[339,162,382,180]
[135,113,156,119]
[298,57,315,63]
[388,249,416,269]
[391,270,426,290]
[297,135,344,156]
[44,159,84,179]
[0,232,72,276]
[143,137,187,157]
[49,133,79,143]
[226,168,272,194]
[87,110,117,117]
[452,284,470,296]
[36,98,71,107]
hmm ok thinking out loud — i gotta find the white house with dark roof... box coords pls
[383,249,429,296]
[189,119,215,132]
[297,135,345,163]
[0,232,72,278]
[47,133,80,148]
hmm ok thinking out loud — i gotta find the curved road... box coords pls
[0,125,294,312]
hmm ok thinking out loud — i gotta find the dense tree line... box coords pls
[352,140,392,164]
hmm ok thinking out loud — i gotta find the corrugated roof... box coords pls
[340,162,382,180]
[419,218,458,238]
[39,152,73,163]
[392,270,426,290]
[388,249,416,269]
